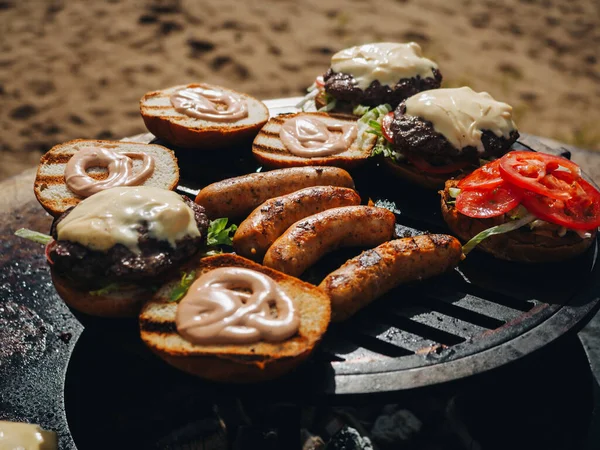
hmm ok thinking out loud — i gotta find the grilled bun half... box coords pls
[34,139,179,217]
[441,180,596,262]
[51,268,153,318]
[140,83,269,149]
[252,112,375,169]
[139,254,331,382]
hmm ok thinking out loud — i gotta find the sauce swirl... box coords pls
[280,115,357,157]
[170,86,248,122]
[176,267,300,345]
[65,146,155,197]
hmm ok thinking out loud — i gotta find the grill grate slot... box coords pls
[320,335,395,363]
[336,325,413,358]
[421,288,525,324]
[415,296,505,329]
[350,317,440,354]
[449,280,535,312]
[368,310,466,346]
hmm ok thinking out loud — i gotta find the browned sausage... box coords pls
[319,234,463,322]
[262,206,396,277]
[233,186,361,261]
[195,166,354,219]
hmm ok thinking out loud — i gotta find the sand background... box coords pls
[1,0,599,180]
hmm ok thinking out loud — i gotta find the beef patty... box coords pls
[323,67,442,109]
[49,195,209,288]
[390,101,519,162]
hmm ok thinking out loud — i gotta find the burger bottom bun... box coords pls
[440,180,596,263]
[383,158,453,190]
[51,268,151,318]
[149,348,313,383]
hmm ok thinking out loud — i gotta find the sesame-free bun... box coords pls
[34,139,179,217]
[139,254,331,383]
[51,268,152,318]
[140,83,269,149]
[252,112,375,169]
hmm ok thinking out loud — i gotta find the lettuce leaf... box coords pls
[462,213,536,255]
[14,228,53,245]
[206,218,237,247]
[168,271,196,302]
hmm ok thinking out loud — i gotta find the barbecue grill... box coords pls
[1,98,599,449]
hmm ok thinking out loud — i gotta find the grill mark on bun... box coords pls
[40,153,73,164]
[252,143,284,155]
[139,318,177,334]
[258,129,280,137]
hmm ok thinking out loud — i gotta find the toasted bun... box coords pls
[252,112,375,169]
[140,83,269,149]
[51,268,152,318]
[440,180,596,262]
[34,139,180,217]
[383,158,452,190]
[139,254,331,382]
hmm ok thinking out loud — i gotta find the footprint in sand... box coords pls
[10,104,37,120]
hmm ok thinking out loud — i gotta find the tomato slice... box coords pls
[405,153,473,174]
[498,151,581,201]
[521,177,600,230]
[45,240,56,265]
[381,112,394,144]
[315,75,325,88]
[456,183,523,218]
[458,159,504,191]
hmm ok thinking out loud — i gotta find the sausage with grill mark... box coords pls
[319,234,463,322]
[233,186,361,261]
[195,166,355,220]
[263,206,396,277]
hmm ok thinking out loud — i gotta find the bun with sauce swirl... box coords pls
[139,254,331,383]
[140,83,269,149]
[252,112,376,169]
[34,139,180,217]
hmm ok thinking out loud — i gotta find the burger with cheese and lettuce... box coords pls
[297,42,442,114]
[364,87,520,189]
[17,186,236,317]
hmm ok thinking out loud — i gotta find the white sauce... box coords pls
[0,421,57,450]
[170,86,248,122]
[279,115,357,157]
[330,42,437,90]
[56,186,200,254]
[404,87,517,153]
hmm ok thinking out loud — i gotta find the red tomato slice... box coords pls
[520,177,600,230]
[45,240,56,265]
[406,153,473,174]
[381,112,394,144]
[315,75,325,88]
[456,183,523,218]
[458,159,504,191]
[498,151,581,201]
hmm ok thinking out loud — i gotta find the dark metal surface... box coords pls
[0,98,599,450]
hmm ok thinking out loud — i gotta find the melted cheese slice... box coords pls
[0,421,57,450]
[56,186,200,253]
[404,87,517,153]
[330,42,438,90]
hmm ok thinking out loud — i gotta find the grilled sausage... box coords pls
[319,234,463,322]
[263,206,396,277]
[233,186,362,261]
[195,166,355,219]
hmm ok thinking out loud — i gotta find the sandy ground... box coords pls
[1,0,599,180]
